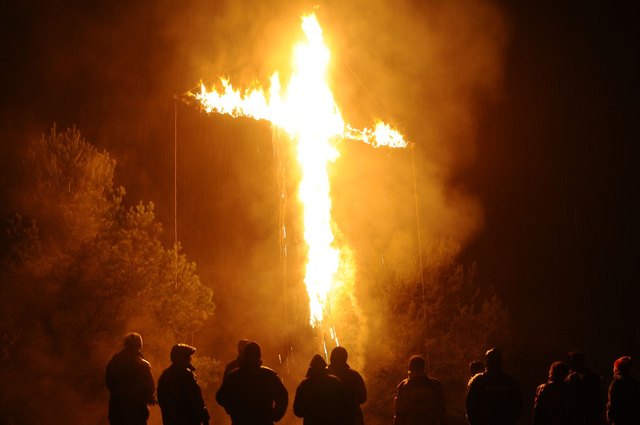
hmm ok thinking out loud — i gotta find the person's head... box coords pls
[549,361,569,381]
[485,348,503,372]
[613,356,633,377]
[123,332,143,352]
[240,341,262,369]
[469,360,485,376]
[237,339,251,356]
[567,351,586,371]
[170,343,196,365]
[408,355,426,374]
[306,354,327,377]
[330,346,348,366]
[310,354,327,369]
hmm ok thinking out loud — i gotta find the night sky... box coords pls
[1,0,639,417]
[461,2,639,366]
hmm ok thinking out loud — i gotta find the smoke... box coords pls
[167,2,509,422]
[0,0,508,423]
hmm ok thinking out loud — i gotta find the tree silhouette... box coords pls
[0,126,214,424]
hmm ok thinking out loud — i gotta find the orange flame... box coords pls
[193,14,408,327]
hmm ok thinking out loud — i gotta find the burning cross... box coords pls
[190,13,408,337]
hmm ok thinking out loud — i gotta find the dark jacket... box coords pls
[105,349,155,425]
[533,379,575,425]
[394,371,445,425]
[224,358,241,378]
[606,374,640,425]
[328,363,367,425]
[216,365,288,425]
[294,367,351,425]
[566,368,602,425]
[466,370,522,425]
[157,362,209,425]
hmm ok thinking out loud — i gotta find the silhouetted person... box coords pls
[216,341,288,425]
[566,351,602,425]
[105,332,156,425]
[606,356,640,425]
[224,339,251,378]
[328,346,367,425]
[157,344,210,425]
[394,355,445,425]
[293,354,351,425]
[533,361,575,425]
[465,348,522,425]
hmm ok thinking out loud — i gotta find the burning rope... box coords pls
[174,96,179,289]
[411,145,430,375]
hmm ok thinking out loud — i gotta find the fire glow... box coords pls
[193,14,408,328]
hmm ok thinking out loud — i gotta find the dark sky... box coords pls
[1,0,639,394]
[463,1,639,360]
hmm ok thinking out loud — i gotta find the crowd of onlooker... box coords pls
[105,332,639,425]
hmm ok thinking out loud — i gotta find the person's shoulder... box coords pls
[259,365,281,378]
[106,352,118,366]
[396,378,410,391]
[499,372,520,391]
[566,370,580,383]
[427,376,442,386]
[468,372,487,386]
[413,376,442,389]
[132,355,152,372]
[108,350,126,363]
[347,368,364,380]
[495,370,517,384]
[158,366,169,379]
[225,359,240,375]
[296,375,311,386]
[535,382,549,394]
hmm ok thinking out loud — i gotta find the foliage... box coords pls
[0,126,215,424]
[191,354,223,391]
[362,240,511,424]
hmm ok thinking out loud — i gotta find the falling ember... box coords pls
[193,14,408,328]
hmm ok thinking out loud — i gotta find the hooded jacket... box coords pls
[294,355,351,425]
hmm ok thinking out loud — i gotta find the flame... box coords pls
[194,14,408,327]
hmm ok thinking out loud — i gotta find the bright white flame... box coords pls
[194,14,408,327]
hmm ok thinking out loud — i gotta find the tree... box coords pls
[362,240,511,424]
[0,126,215,424]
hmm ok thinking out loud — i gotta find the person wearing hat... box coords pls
[216,341,288,425]
[105,332,156,425]
[465,348,522,425]
[294,354,351,425]
[606,356,640,425]
[157,344,210,425]
[393,355,445,425]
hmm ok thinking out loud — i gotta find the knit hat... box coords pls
[613,356,632,376]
